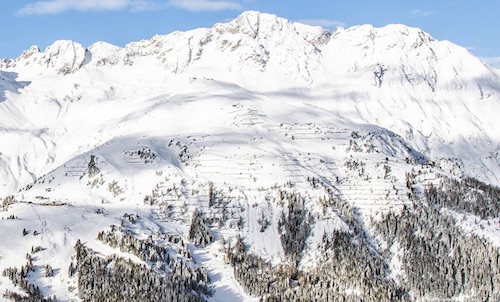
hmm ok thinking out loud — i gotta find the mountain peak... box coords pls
[233,10,283,25]
[19,45,41,59]
[0,11,494,91]
[220,10,331,44]
[4,39,87,75]
[214,10,287,39]
[87,41,123,67]
[41,40,87,74]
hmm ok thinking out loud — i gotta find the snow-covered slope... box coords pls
[1,11,498,193]
[0,11,499,302]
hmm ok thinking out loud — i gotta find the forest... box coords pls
[2,174,499,301]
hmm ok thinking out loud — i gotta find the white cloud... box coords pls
[296,18,346,28]
[170,0,243,12]
[18,0,131,15]
[410,9,435,17]
[129,0,170,11]
[18,0,243,15]
[481,57,500,68]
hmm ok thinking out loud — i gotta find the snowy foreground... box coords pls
[0,11,499,301]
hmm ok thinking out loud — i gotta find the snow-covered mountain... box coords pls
[0,11,499,302]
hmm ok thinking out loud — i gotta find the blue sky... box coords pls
[1,0,499,66]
